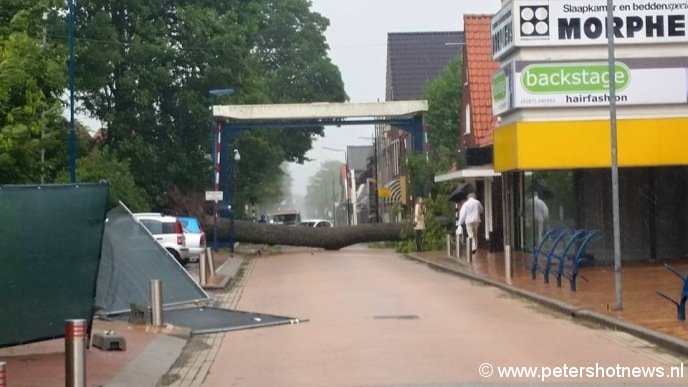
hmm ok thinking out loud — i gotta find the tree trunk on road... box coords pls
[209,218,406,250]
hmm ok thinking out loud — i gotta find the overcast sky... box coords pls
[289,0,502,196]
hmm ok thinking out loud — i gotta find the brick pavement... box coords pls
[409,247,688,352]
[160,257,253,387]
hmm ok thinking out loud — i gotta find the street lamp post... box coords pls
[358,136,381,223]
[208,88,234,250]
[229,148,240,255]
[68,0,76,183]
[373,136,380,223]
[323,147,351,225]
[606,0,623,311]
[332,178,336,225]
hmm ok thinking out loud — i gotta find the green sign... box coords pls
[492,70,507,102]
[520,62,630,94]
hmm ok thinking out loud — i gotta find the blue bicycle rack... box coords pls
[552,229,588,288]
[531,228,567,281]
[655,264,688,321]
[563,229,601,291]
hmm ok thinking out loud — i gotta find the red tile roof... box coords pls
[462,15,499,148]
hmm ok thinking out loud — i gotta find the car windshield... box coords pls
[178,217,201,233]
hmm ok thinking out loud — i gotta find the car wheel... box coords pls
[167,248,186,266]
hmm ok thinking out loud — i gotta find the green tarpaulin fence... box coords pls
[0,183,109,348]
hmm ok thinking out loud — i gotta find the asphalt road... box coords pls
[202,249,686,386]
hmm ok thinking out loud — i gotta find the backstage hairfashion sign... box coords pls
[492,57,688,113]
[492,0,688,59]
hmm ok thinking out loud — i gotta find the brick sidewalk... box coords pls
[412,248,688,345]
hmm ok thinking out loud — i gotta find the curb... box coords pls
[404,253,688,357]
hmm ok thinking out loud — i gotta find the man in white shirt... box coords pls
[458,193,484,253]
[533,192,549,243]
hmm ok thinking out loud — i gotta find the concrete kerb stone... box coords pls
[403,253,688,357]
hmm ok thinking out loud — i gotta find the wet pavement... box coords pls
[2,246,687,386]
[200,249,687,386]
[413,247,688,343]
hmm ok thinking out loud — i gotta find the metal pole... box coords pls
[199,251,207,286]
[229,151,236,255]
[606,0,623,311]
[65,319,86,387]
[68,0,76,183]
[213,120,221,250]
[374,136,380,223]
[332,179,336,224]
[0,361,6,387]
[150,279,163,326]
[505,244,512,280]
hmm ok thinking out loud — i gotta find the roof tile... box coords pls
[463,15,499,147]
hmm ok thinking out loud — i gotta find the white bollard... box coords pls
[505,244,512,279]
[199,251,207,286]
[0,361,6,387]
[455,233,461,259]
[206,247,216,277]
[65,319,86,387]
[446,234,451,256]
[150,279,163,326]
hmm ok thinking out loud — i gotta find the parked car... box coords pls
[133,213,190,265]
[298,219,333,228]
[177,216,206,262]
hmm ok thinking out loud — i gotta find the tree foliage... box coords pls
[400,56,463,249]
[0,1,66,184]
[71,0,344,211]
[304,159,340,218]
[422,55,462,174]
[1,0,345,214]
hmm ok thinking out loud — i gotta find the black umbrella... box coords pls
[448,182,474,203]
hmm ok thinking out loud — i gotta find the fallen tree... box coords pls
[207,218,406,250]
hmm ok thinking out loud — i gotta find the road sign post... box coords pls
[206,191,224,249]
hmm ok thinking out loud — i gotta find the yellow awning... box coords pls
[494,117,688,171]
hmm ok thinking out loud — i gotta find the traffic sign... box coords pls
[205,190,223,202]
[378,187,392,199]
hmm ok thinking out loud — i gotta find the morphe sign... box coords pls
[492,0,688,59]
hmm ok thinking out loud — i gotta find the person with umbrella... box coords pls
[458,193,484,254]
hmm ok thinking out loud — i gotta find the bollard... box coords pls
[0,361,6,387]
[465,237,473,263]
[150,279,163,326]
[505,244,512,279]
[65,319,86,387]
[455,233,461,259]
[206,247,216,277]
[446,234,451,257]
[199,251,208,286]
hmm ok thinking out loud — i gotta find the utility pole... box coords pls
[68,0,76,183]
[606,0,623,311]
[374,136,380,223]
[332,178,336,225]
